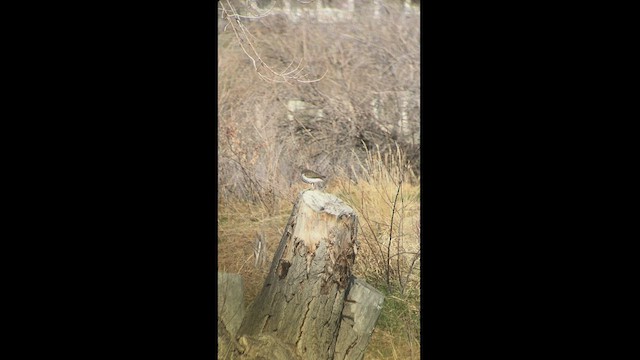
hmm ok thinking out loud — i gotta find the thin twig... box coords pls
[219,0,326,83]
[386,177,402,290]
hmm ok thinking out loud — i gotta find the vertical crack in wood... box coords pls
[344,338,358,358]
[260,314,271,334]
[326,289,346,354]
[294,297,313,355]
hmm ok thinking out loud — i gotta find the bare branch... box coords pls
[219,0,326,83]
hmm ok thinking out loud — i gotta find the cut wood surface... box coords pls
[238,190,359,360]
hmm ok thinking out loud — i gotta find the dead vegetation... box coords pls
[218,1,420,358]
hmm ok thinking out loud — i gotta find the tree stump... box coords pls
[333,278,385,360]
[237,190,360,360]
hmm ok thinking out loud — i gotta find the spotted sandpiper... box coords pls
[301,169,327,189]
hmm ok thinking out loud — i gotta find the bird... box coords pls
[301,169,327,190]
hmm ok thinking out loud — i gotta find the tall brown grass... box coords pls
[218,145,420,359]
[218,1,420,358]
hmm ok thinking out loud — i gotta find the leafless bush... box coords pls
[218,0,420,202]
[218,0,327,83]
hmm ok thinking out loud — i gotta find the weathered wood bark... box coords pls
[238,190,359,360]
[334,278,385,360]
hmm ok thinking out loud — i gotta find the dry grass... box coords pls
[218,146,420,359]
[334,145,421,359]
[218,199,292,305]
[218,1,420,358]
[334,144,420,292]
